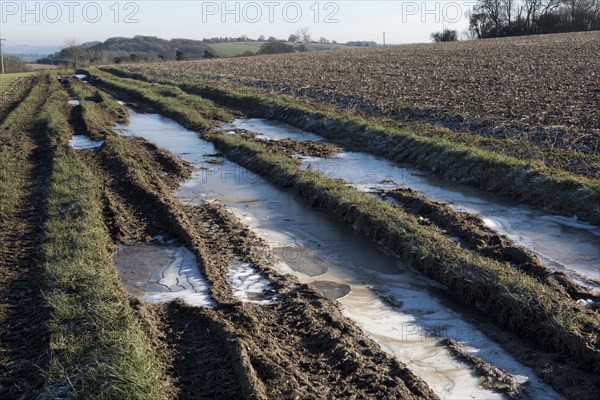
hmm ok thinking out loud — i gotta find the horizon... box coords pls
[1,0,473,51]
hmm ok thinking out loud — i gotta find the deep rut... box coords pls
[133,300,251,400]
[0,82,52,398]
[79,129,438,399]
[185,203,436,399]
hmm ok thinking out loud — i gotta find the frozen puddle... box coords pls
[229,118,600,292]
[69,135,104,150]
[114,243,214,308]
[116,109,563,399]
[311,280,351,300]
[227,262,275,304]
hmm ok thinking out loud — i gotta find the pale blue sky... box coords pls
[1,1,474,48]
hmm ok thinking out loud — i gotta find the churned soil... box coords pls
[83,128,439,399]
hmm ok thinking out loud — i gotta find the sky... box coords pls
[1,0,475,51]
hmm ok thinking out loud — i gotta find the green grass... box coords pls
[65,77,129,139]
[208,41,265,57]
[0,75,46,227]
[207,41,352,57]
[0,71,35,97]
[81,67,231,130]
[37,75,166,399]
[0,71,35,84]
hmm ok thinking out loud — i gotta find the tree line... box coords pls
[468,0,600,38]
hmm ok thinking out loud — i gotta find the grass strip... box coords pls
[0,75,45,216]
[38,75,165,399]
[98,66,600,226]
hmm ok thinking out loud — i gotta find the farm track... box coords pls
[0,79,51,398]
[76,72,600,398]
[77,127,437,398]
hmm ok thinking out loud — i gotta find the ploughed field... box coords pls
[1,33,599,399]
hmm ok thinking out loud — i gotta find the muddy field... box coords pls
[1,55,599,399]
[93,70,600,397]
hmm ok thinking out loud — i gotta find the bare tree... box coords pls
[64,37,84,69]
[431,29,459,42]
[296,26,311,52]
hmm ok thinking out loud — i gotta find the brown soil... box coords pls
[0,80,52,398]
[385,188,600,308]
[132,300,251,399]
[82,129,439,399]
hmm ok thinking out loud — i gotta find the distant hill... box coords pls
[208,41,353,57]
[34,35,361,65]
[208,42,265,57]
[38,36,212,65]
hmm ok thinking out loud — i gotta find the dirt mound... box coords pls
[226,128,341,158]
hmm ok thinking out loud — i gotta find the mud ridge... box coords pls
[81,136,191,243]
[384,188,599,307]
[227,128,341,158]
[132,300,255,399]
[183,202,437,399]
[442,338,525,399]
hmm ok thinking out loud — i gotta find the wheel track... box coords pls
[182,202,438,400]
[0,77,52,399]
[78,139,254,399]
[78,127,437,398]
